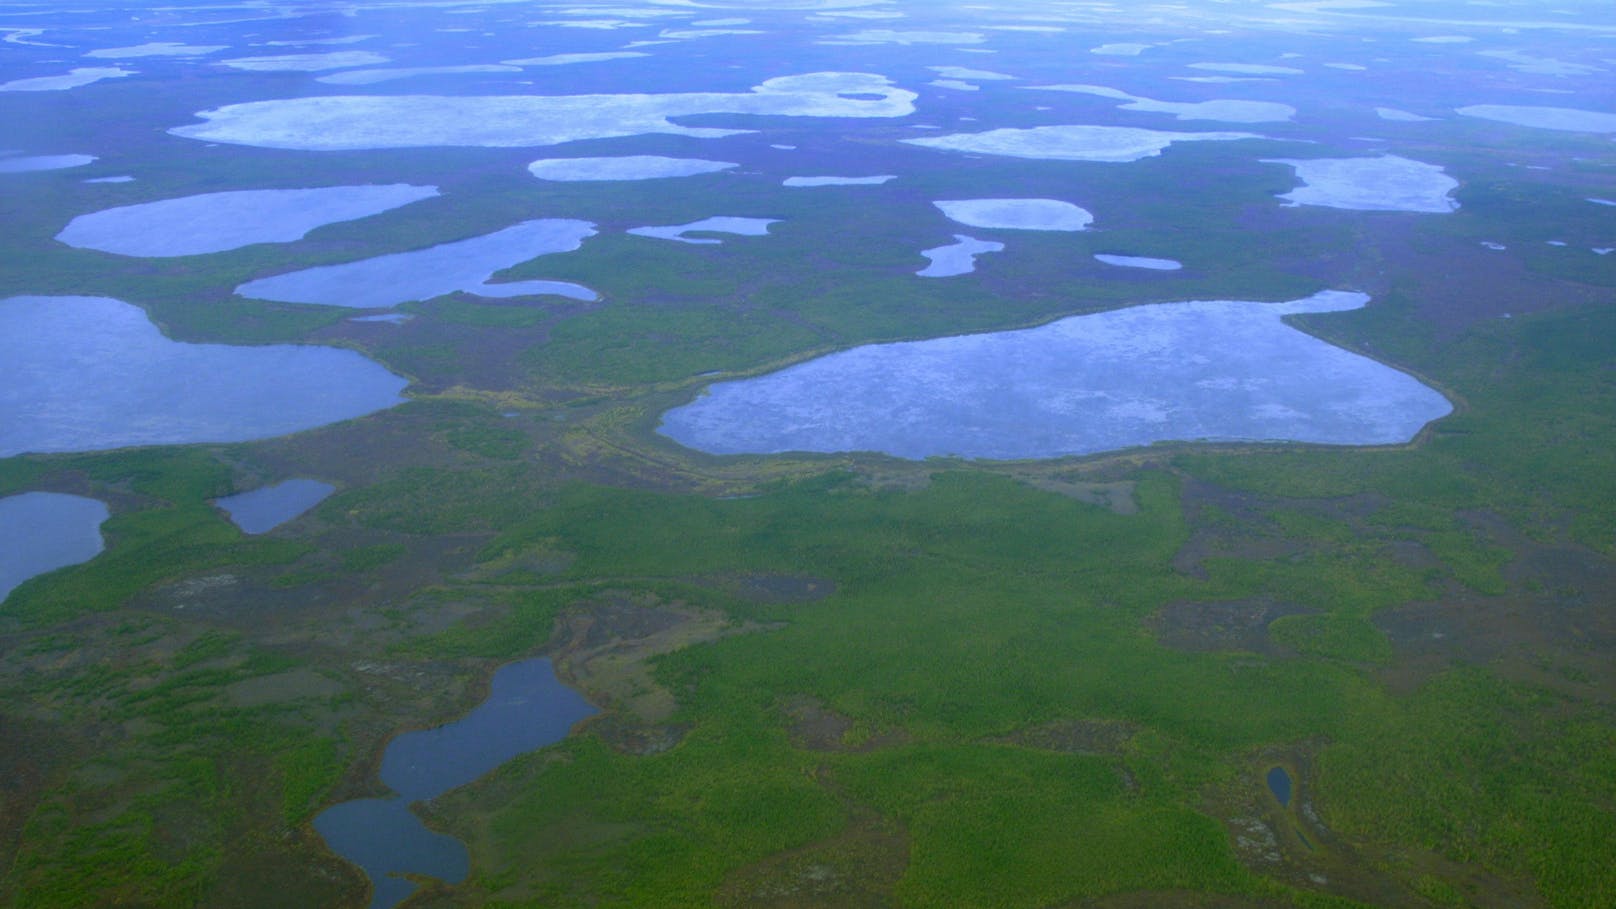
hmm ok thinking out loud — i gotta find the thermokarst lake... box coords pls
[0,492,109,603]
[0,296,407,456]
[5,0,1616,907]
[314,658,596,909]
[659,291,1454,460]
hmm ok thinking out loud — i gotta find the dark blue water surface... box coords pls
[1267,766,1293,807]
[214,478,335,534]
[315,658,596,909]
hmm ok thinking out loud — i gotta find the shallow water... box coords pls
[0,492,109,603]
[214,479,335,534]
[315,658,595,909]
[1267,766,1293,807]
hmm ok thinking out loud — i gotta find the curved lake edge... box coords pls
[642,291,1463,464]
[314,656,598,909]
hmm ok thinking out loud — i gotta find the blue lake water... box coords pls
[214,479,335,534]
[0,296,408,457]
[1267,766,1293,807]
[0,492,109,604]
[316,658,596,909]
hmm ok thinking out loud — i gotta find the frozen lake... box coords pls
[918,235,1003,277]
[236,219,597,308]
[0,296,408,456]
[0,492,109,604]
[659,291,1453,460]
[1265,155,1458,213]
[57,185,439,256]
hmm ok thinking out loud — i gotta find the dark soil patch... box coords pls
[717,769,908,909]
[1374,511,1616,700]
[1148,598,1313,655]
[997,718,1138,756]
[781,695,909,754]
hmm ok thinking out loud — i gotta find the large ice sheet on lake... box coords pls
[236,219,596,308]
[904,124,1260,162]
[169,72,916,150]
[57,185,439,256]
[659,291,1452,460]
[527,155,735,181]
[0,296,407,457]
[1265,155,1458,212]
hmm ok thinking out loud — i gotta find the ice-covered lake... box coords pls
[659,291,1453,460]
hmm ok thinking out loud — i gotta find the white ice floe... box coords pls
[317,64,520,85]
[904,124,1260,163]
[929,65,1014,80]
[1324,62,1367,71]
[1095,254,1182,270]
[236,219,597,308]
[1376,107,1435,122]
[170,72,916,150]
[628,217,778,244]
[917,235,1003,277]
[502,51,648,65]
[931,79,978,91]
[783,175,896,186]
[1480,50,1603,77]
[1594,248,1613,255]
[1481,241,1507,250]
[659,28,763,38]
[57,185,439,257]
[1265,155,1458,213]
[527,155,735,181]
[1413,35,1473,43]
[0,296,407,457]
[821,29,983,45]
[219,51,390,71]
[1188,62,1304,75]
[85,42,226,58]
[1588,198,1616,206]
[84,176,134,184]
[1030,84,1295,123]
[1457,104,1616,134]
[935,198,1092,231]
[0,67,131,91]
[1091,43,1152,56]
[657,290,1453,461]
[0,154,96,174]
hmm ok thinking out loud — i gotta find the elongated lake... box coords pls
[316,657,596,909]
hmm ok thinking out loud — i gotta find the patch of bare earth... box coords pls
[1374,510,1616,700]
[1147,598,1314,655]
[548,592,775,754]
[781,695,910,753]
[717,770,908,909]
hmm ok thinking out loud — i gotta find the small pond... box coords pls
[0,492,109,603]
[214,479,335,534]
